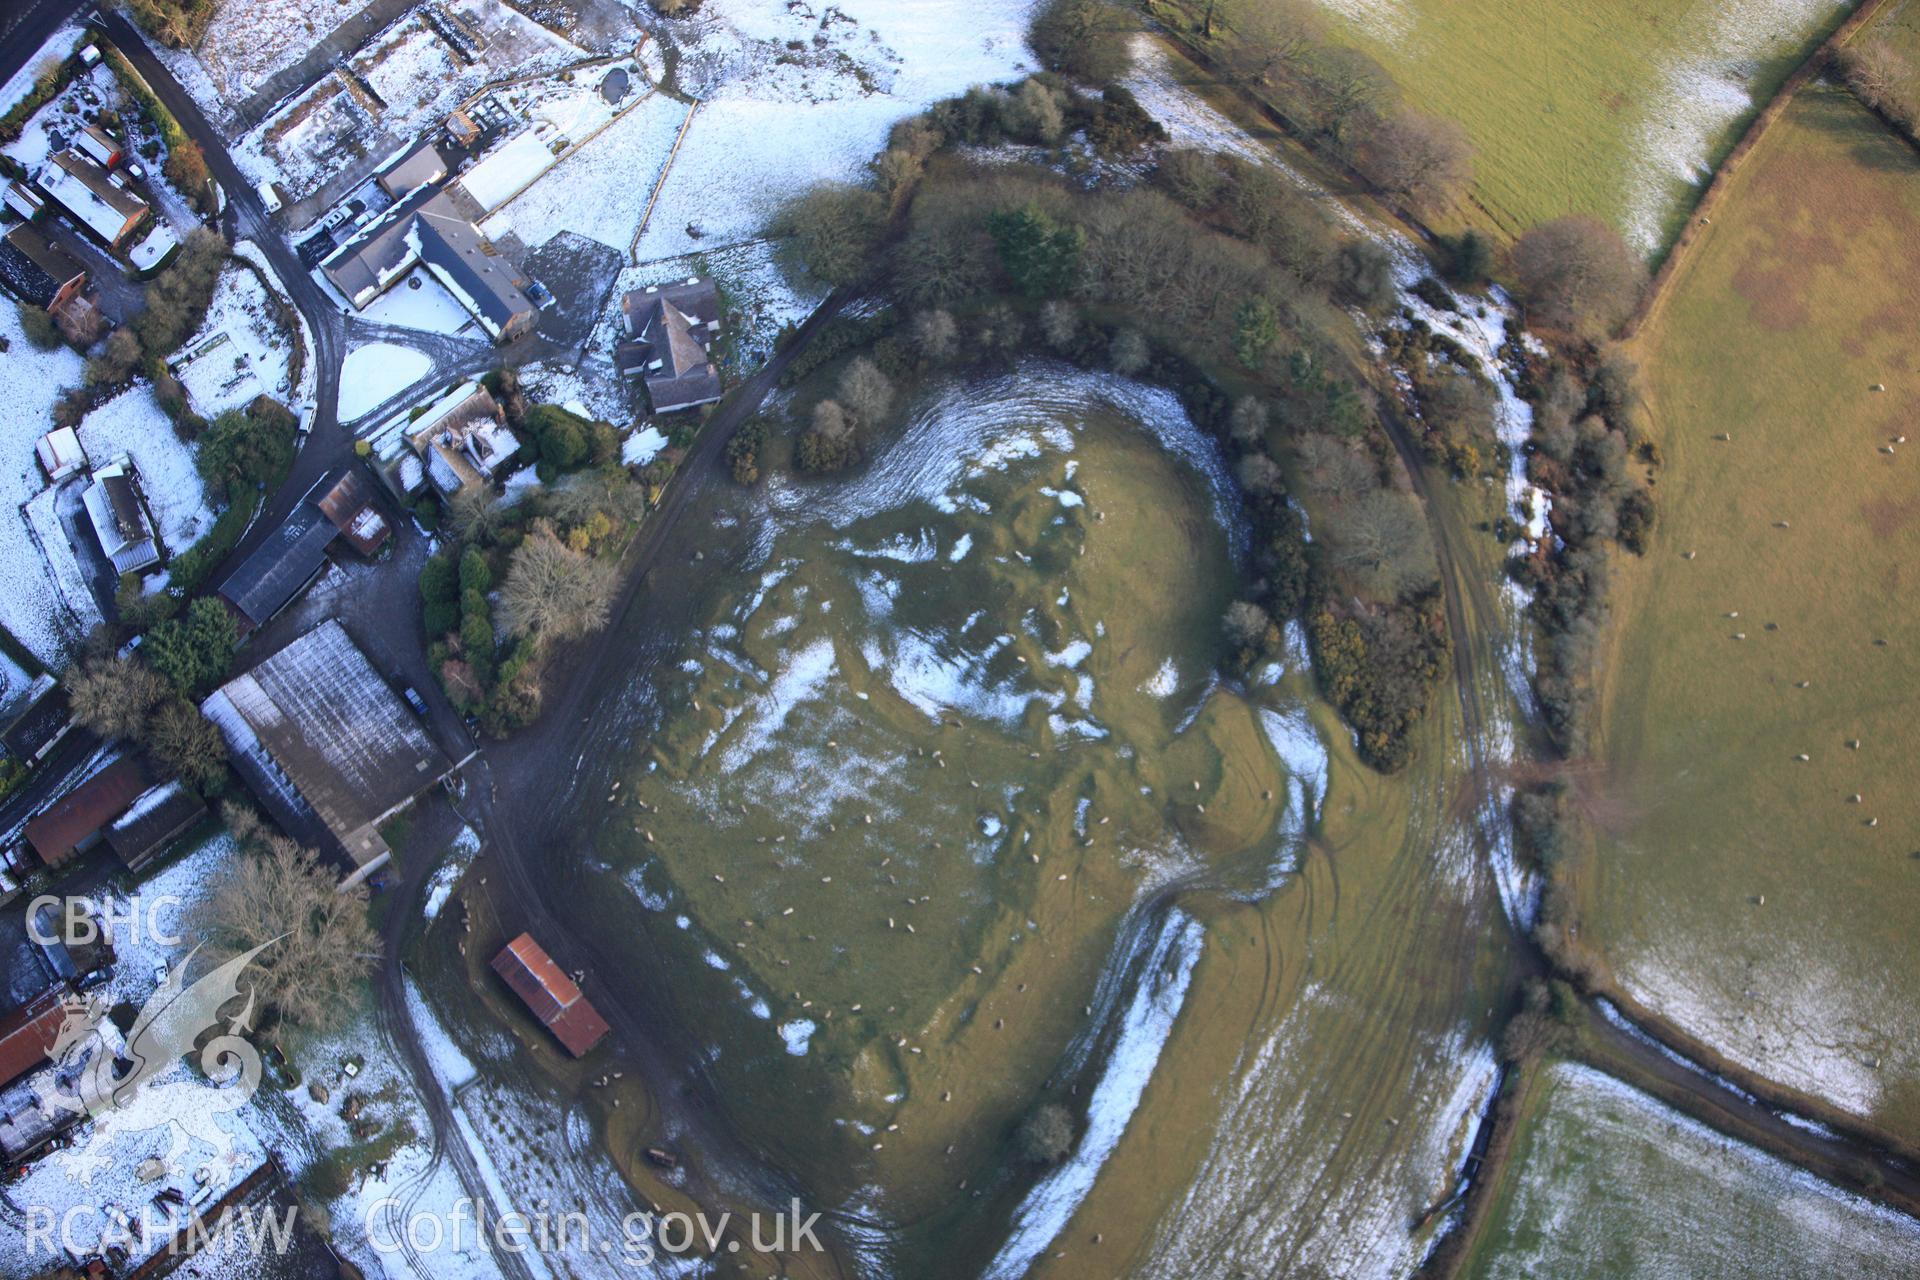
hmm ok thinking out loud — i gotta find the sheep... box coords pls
[1793,753,1810,762]
[1683,550,1697,560]
[1733,632,1747,640]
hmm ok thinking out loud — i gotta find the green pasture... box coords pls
[1593,85,1920,1134]
[1171,0,1846,251]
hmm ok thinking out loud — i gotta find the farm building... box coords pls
[615,278,724,413]
[201,620,451,873]
[102,779,207,872]
[375,138,448,200]
[22,755,151,868]
[81,458,161,574]
[3,181,44,220]
[37,150,148,248]
[0,675,73,769]
[411,207,537,342]
[0,224,86,312]
[34,427,87,484]
[322,182,536,343]
[310,465,391,557]
[491,932,610,1057]
[216,504,338,630]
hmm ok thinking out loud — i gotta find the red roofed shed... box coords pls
[0,993,67,1089]
[23,756,149,868]
[491,932,609,1057]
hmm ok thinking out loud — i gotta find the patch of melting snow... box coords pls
[1620,0,1849,251]
[1613,934,1894,1118]
[983,909,1206,1279]
[778,1018,817,1056]
[622,425,669,467]
[1487,1062,1920,1278]
[1140,658,1179,698]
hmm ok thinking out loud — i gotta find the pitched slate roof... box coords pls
[414,209,534,339]
[0,224,84,308]
[615,279,724,412]
[201,621,449,868]
[23,755,149,867]
[39,150,146,244]
[491,933,610,1057]
[103,779,206,870]
[375,138,448,199]
[216,503,339,628]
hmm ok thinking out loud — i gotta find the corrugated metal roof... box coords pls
[202,621,449,865]
[491,933,609,1057]
[216,503,338,626]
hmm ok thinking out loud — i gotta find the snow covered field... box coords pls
[76,385,216,555]
[340,342,433,419]
[1479,1062,1920,1278]
[484,87,687,253]
[174,264,296,417]
[494,0,1035,267]
[0,301,94,664]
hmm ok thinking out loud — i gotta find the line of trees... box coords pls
[765,64,1463,768]
[1833,35,1920,146]
[1119,0,1476,217]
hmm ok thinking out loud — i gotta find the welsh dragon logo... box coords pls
[34,941,274,1186]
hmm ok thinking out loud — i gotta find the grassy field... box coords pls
[1462,1061,1920,1278]
[1865,0,1920,56]
[1590,85,1920,1134]
[1179,0,1849,251]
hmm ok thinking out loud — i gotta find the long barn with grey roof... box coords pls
[201,620,450,873]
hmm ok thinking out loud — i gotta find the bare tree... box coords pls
[1356,108,1474,212]
[66,656,167,741]
[773,183,888,288]
[1039,300,1079,351]
[1226,0,1320,88]
[1834,40,1917,128]
[1297,433,1378,497]
[1223,600,1276,649]
[198,819,380,1032]
[1108,327,1149,375]
[1029,0,1130,83]
[1324,490,1437,599]
[1236,451,1285,499]
[1510,216,1647,337]
[910,310,959,363]
[1306,46,1395,144]
[837,356,896,427]
[1229,395,1270,447]
[499,523,616,643]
